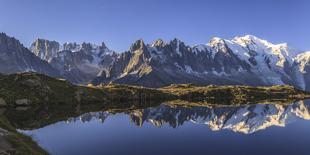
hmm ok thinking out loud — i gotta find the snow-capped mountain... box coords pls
[1,32,310,89]
[0,33,60,77]
[92,35,310,90]
[65,100,310,134]
[30,39,118,83]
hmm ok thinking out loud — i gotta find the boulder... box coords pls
[15,99,32,106]
[0,127,8,136]
[0,98,6,107]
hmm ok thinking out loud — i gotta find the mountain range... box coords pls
[1,32,310,90]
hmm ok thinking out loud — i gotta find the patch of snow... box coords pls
[193,44,206,54]
[147,46,166,63]
[207,37,230,59]
[174,62,182,70]
[211,67,229,76]
[184,65,194,73]
[175,40,182,57]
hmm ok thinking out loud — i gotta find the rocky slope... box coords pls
[0,33,60,77]
[294,51,310,90]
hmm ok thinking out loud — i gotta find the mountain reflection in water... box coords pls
[18,100,310,155]
[64,100,310,134]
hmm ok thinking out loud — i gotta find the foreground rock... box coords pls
[0,98,6,107]
[15,99,32,106]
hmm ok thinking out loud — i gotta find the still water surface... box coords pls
[20,100,310,155]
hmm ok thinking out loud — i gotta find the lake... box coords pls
[19,100,310,155]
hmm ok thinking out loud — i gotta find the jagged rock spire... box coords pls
[152,39,165,47]
[130,39,146,52]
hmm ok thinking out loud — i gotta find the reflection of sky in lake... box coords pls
[21,100,310,155]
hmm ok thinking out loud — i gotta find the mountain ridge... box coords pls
[91,34,310,89]
[30,38,117,83]
[1,32,310,90]
[0,33,60,78]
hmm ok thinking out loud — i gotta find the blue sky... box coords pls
[0,0,309,52]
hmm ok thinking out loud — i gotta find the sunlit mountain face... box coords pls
[64,100,310,134]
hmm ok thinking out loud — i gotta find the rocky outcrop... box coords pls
[15,99,32,106]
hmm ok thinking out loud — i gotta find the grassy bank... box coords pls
[0,115,48,155]
[1,73,309,107]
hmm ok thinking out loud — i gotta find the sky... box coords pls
[0,0,309,52]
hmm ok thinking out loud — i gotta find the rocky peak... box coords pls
[0,33,34,54]
[80,42,95,54]
[99,42,107,50]
[130,39,146,52]
[81,42,93,50]
[207,37,230,55]
[0,32,14,41]
[30,38,60,61]
[0,32,6,38]
[151,39,165,48]
[0,33,24,51]
[63,42,80,51]
[98,42,112,55]
[32,38,60,47]
[232,35,274,48]
[170,38,184,46]
[62,42,99,54]
[0,32,10,40]
[168,38,188,56]
[208,37,226,47]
